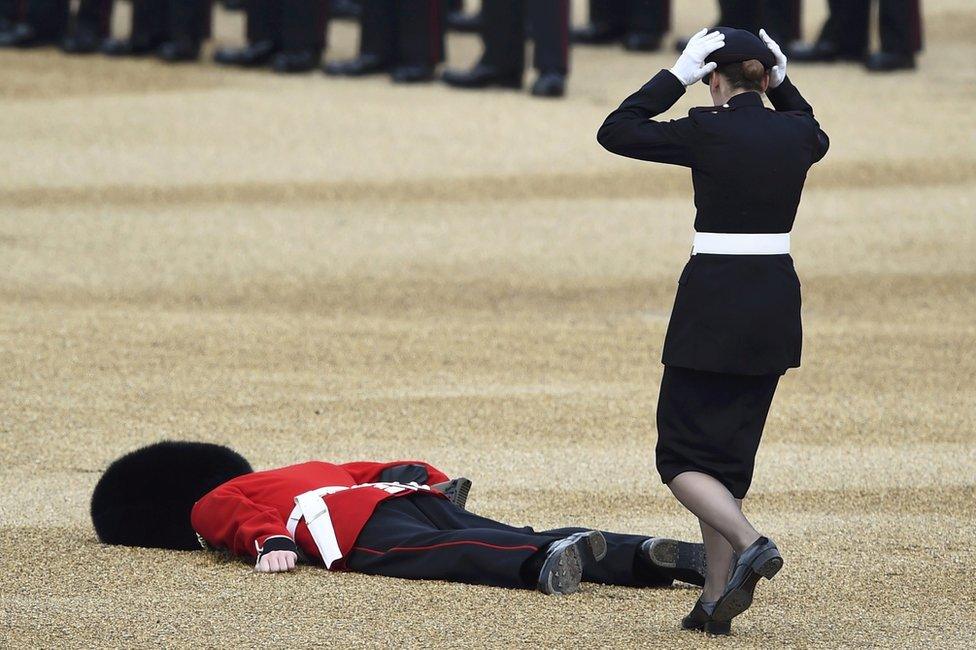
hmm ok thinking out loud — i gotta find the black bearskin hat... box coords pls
[91,441,253,551]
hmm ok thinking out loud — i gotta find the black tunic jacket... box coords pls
[598,70,829,375]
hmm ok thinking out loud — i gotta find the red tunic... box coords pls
[190,460,450,568]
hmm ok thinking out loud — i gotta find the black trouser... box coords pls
[818,0,922,55]
[358,0,444,67]
[0,0,16,24]
[587,0,669,36]
[346,495,673,590]
[479,0,569,75]
[19,0,69,39]
[717,0,801,43]
[245,0,328,52]
[74,0,114,38]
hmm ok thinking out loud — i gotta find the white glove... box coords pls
[669,28,725,86]
[759,29,787,88]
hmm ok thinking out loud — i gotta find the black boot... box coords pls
[446,10,481,33]
[430,478,472,510]
[681,599,731,636]
[391,64,435,83]
[622,31,662,52]
[272,49,321,73]
[571,22,624,45]
[865,51,916,72]
[61,26,104,55]
[530,71,565,98]
[323,53,388,77]
[441,64,522,90]
[101,37,159,57]
[214,40,278,67]
[711,536,783,623]
[157,40,200,63]
[641,537,707,587]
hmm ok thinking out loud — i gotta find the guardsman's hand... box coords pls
[759,29,788,88]
[669,28,725,86]
[255,550,298,573]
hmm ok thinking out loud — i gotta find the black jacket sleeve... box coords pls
[597,69,700,168]
[766,76,830,164]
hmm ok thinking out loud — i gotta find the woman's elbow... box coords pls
[596,122,621,152]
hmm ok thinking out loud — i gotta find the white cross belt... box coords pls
[692,232,791,255]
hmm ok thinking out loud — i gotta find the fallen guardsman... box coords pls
[91,441,707,595]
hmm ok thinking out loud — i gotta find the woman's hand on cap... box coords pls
[669,28,725,86]
[759,29,787,88]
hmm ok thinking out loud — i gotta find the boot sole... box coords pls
[540,531,606,595]
[712,552,783,621]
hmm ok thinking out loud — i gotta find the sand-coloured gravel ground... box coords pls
[2,1,975,647]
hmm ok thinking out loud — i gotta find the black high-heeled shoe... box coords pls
[712,536,783,622]
[681,599,731,636]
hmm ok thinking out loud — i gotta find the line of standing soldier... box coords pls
[0,0,924,99]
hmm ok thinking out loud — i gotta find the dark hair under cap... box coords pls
[702,27,776,84]
[91,441,253,550]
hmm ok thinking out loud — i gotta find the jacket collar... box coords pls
[723,91,764,109]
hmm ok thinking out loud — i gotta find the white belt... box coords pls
[692,232,790,255]
[286,482,431,569]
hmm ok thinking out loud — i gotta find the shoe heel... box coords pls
[754,550,783,580]
[704,621,731,636]
[585,531,608,562]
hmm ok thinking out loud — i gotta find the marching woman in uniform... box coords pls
[598,27,828,634]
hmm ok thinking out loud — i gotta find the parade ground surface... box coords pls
[1,1,975,647]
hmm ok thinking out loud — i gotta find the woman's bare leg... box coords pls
[668,471,760,553]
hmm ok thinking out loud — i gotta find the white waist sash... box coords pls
[692,232,790,255]
[286,482,431,568]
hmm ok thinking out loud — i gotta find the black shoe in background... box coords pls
[622,31,662,52]
[323,53,387,76]
[214,40,278,67]
[101,37,158,56]
[391,64,435,83]
[61,27,103,55]
[441,64,522,90]
[446,10,482,33]
[0,23,41,48]
[571,22,624,45]
[157,39,200,63]
[272,49,321,73]
[865,51,916,72]
[530,71,565,98]
[221,0,245,10]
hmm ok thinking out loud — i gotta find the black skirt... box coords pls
[655,365,780,499]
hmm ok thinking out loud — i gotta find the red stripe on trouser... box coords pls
[353,540,539,555]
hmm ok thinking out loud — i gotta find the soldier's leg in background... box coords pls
[572,0,625,45]
[213,0,280,66]
[440,0,524,89]
[478,0,525,76]
[245,0,282,48]
[270,0,327,72]
[322,0,393,75]
[878,0,921,54]
[622,0,667,51]
[157,0,208,61]
[0,0,16,31]
[717,0,760,32]
[759,0,801,45]
[134,0,171,47]
[866,0,918,71]
[527,0,569,97]
[18,0,70,43]
[792,0,867,62]
[74,0,114,39]
[391,0,444,80]
[280,0,327,54]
